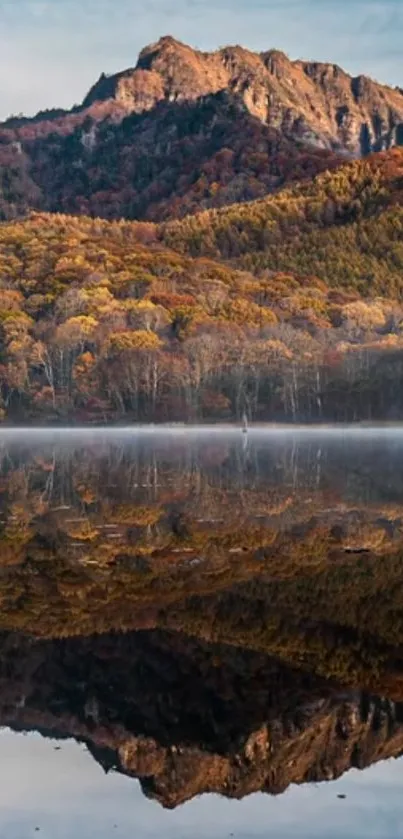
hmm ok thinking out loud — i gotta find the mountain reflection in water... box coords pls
[1,429,403,810]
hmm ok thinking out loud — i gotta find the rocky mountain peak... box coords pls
[261,48,291,76]
[78,36,403,155]
[137,34,194,65]
[1,36,403,224]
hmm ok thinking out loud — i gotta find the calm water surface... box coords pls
[1,427,403,838]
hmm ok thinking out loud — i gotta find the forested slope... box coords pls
[0,208,401,422]
[162,149,403,296]
[0,93,341,223]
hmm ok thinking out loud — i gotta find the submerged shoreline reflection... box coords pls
[0,430,403,808]
[2,630,403,808]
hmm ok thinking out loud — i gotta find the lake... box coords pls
[1,427,403,838]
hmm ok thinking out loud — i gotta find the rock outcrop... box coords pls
[80,35,403,154]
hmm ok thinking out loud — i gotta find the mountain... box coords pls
[1,36,403,221]
[1,41,403,424]
[81,36,403,154]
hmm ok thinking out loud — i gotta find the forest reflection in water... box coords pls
[1,428,403,819]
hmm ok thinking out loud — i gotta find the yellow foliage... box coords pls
[56,315,99,347]
[107,330,162,353]
[342,300,387,331]
[258,339,293,361]
[110,505,162,526]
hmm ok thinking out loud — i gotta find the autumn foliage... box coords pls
[0,206,399,423]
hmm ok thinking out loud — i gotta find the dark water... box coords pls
[2,427,403,837]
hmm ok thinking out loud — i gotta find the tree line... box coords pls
[0,212,402,423]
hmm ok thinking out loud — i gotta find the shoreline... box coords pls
[1,421,403,434]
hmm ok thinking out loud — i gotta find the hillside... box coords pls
[162,148,403,296]
[0,212,402,422]
[1,36,403,222]
[0,92,340,223]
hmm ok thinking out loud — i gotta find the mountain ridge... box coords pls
[79,35,403,155]
[1,36,403,223]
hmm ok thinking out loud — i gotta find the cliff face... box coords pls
[81,36,403,154]
[2,630,403,809]
[1,36,403,222]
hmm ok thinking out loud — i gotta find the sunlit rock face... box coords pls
[82,37,403,155]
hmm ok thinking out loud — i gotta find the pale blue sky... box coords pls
[0,0,403,119]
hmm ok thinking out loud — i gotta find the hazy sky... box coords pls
[0,0,403,119]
